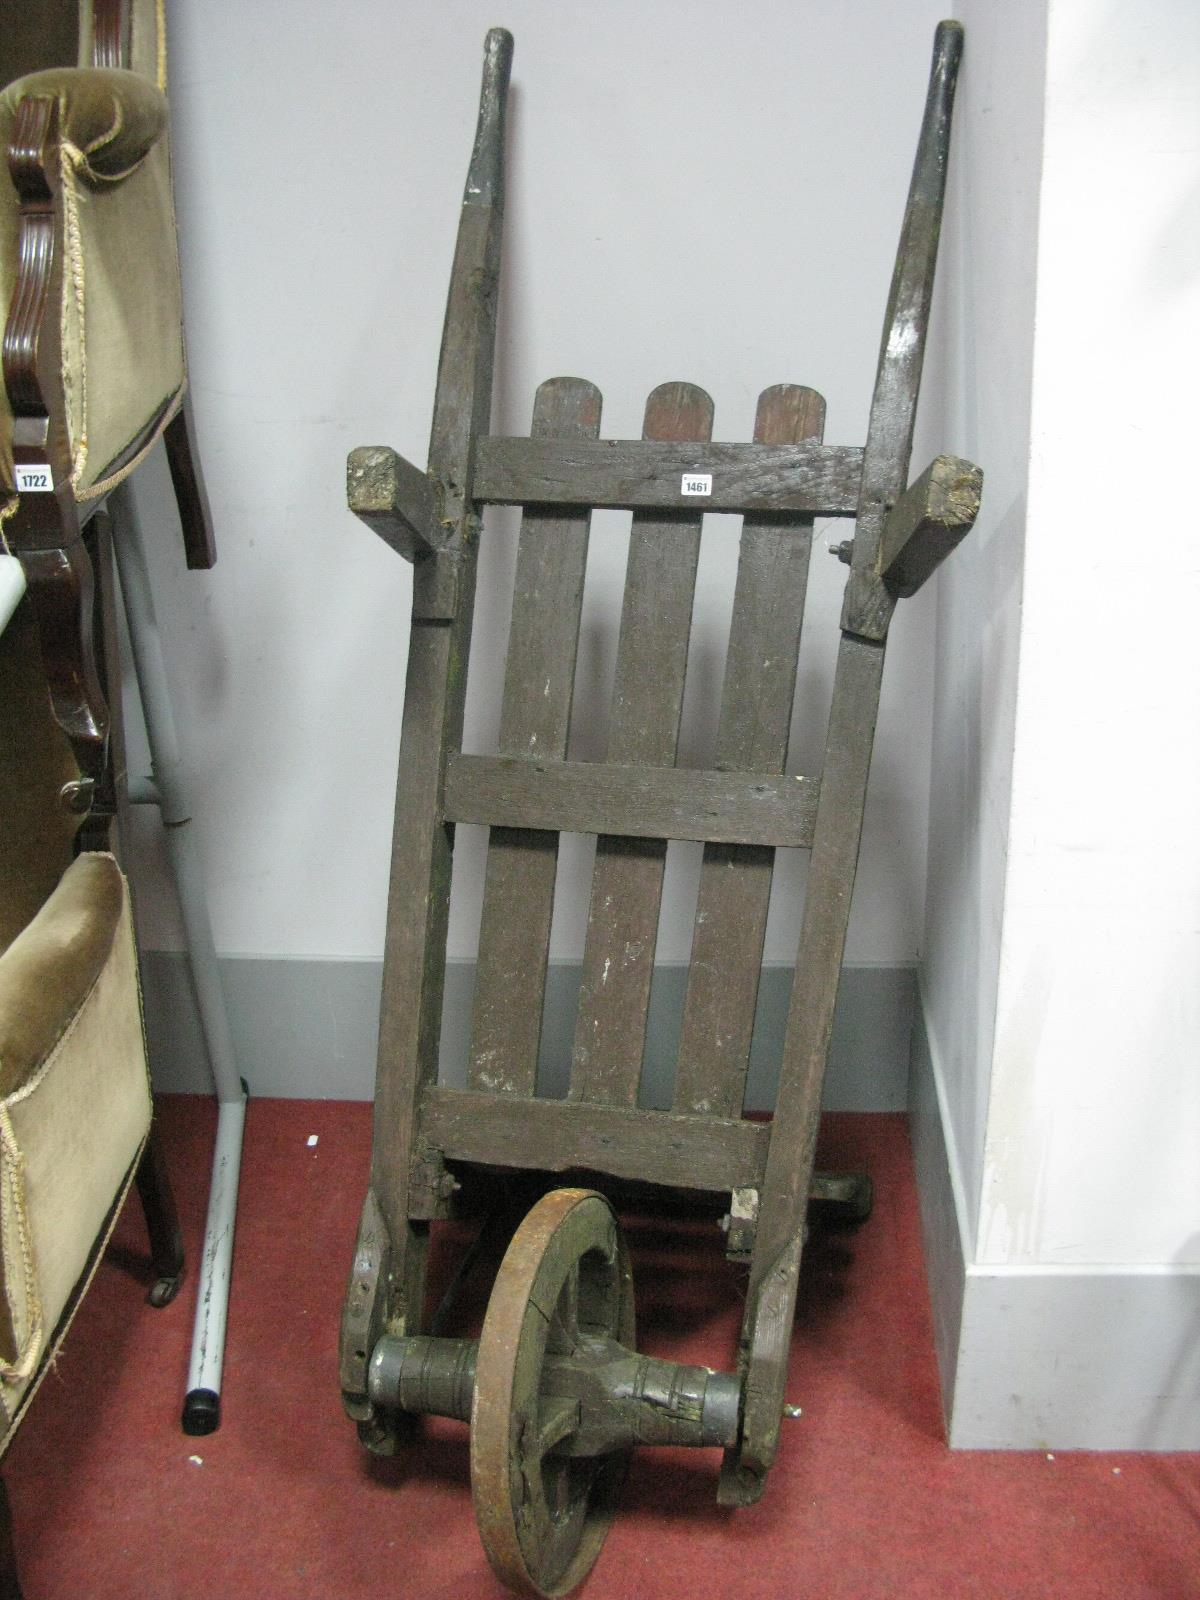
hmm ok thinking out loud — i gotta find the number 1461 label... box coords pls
[681,473,712,497]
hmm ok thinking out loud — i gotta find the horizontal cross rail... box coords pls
[347,446,443,561]
[444,754,818,848]
[878,453,982,598]
[474,438,864,517]
[418,1086,770,1192]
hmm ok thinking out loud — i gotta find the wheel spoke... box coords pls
[547,1260,580,1354]
[536,1396,580,1457]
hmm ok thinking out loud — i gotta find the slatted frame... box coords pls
[457,381,823,1130]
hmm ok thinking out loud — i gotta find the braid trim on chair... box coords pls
[0,1108,43,1402]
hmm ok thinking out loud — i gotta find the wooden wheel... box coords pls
[470,1188,635,1598]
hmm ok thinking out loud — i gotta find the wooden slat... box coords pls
[570,383,714,1106]
[675,385,826,1116]
[474,436,862,517]
[446,753,817,848]
[419,1085,769,1194]
[467,377,602,1094]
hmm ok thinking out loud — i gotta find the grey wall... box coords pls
[123,1,954,1033]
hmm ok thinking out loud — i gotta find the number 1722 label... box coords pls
[15,465,54,493]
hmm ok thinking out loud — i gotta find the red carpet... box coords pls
[6,1098,1198,1598]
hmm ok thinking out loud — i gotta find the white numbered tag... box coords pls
[681,473,712,497]
[15,464,54,493]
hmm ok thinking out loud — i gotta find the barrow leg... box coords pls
[809,1169,873,1224]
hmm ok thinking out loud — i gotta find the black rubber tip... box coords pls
[182,1388,221,1436]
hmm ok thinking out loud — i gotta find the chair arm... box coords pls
[0,67,166,184]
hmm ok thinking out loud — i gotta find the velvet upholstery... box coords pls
[0,852,124,1099]
[0,853,151,1438]
[0,68,167,179]
[0,0,185,511]
[0,600,79,953]
[0,530,152,1446]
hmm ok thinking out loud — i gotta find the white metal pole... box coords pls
[110,480,247,1436]
[0,554,26,637]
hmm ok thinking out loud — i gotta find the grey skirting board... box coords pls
[140,954,915,1111]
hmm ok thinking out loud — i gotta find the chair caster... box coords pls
[148,1271,184,1308]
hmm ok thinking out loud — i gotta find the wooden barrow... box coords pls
[339,23,980,1597]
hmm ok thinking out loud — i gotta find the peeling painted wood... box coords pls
[475,436,862,518]
[569,383,714,1108]
[446,754,818,849]
[675,385,825,1118]
[419,1085,769,1193]
[467,377,602,1095]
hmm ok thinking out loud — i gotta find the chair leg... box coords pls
[0,1476,22,1600]
[163,396,216,571]
[135,1122,185,1308]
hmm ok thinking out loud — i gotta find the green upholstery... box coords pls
[0,68,167,177]
[0,852,151,1439]
[0,0,186,513]
[0,848,124,1099]
[0,606,151,1447]
[0,602,79,953]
